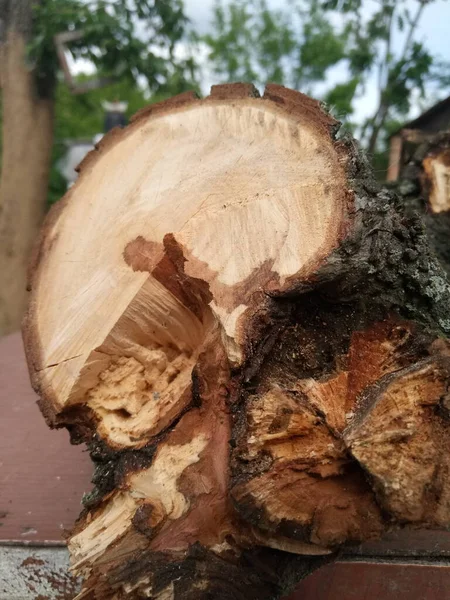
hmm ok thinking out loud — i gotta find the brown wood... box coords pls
[23,84,450,599]
[352,530,450,557]
[0,333,92,543]
[0,4,55,336]
[3,332,450,556]
[291,561,450,600]
[1,335,450,598]
[387,134,403,181]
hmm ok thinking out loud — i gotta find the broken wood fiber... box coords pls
[23,83,450,600]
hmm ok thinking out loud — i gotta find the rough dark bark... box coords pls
[393,131,450,276]
[0,0,55,335]
[23,84,450,600]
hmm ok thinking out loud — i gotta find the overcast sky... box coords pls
[184,0,450,57]
[183,0,450,121]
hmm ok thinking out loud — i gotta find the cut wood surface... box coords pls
[397,132,450,276]
[422,143,450,214]
[24,84,450,599]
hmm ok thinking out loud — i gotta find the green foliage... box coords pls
[324,78,359,119]
[295,3,348,88]
[200,0,294,85]
[29,0,197,97]
[55,77,149,139]
[318,0,450,151]
[201,0,348,91]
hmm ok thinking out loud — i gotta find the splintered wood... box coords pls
[24,84,450,600]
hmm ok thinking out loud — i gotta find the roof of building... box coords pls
[393,94,450,135]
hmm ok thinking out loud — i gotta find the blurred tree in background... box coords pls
[29,0,196,97]
[320,0,450,165]
[1,0,449,336]
[202,0,450,168]
[201,0,347,94]
[0,0,196,335]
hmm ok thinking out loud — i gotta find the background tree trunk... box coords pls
[0,0,54,335]
[23,84,450,600]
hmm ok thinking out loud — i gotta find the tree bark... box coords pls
[23,84,450,600]
[0,0,54,335]
[395,131,450,276]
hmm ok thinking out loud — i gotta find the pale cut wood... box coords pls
[423,148,450,213]
[23,84,450,600]
[25,84,350,449]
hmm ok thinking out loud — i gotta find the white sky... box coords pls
[185,0,450,54]
[183,0,450,123]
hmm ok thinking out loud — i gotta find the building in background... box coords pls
[387,95,450,181]
[102,100,128,132]
[58,101,128,187]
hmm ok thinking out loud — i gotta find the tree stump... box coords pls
[23,84,450,600]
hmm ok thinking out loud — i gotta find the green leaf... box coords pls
[325,78,359,118]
